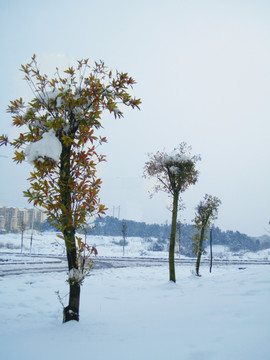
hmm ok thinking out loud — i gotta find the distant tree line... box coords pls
[41,216,270,255]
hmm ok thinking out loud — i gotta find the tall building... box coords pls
[0,206,46,232]
[0,214,5,233]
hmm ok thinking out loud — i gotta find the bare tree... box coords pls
[19,221,26,253]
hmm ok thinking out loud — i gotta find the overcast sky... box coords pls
[0,0,270,236]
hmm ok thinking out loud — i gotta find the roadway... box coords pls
[0,252,269,277]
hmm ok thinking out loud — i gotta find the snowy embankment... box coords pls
[0,263,270,360]
[1,231,270,261]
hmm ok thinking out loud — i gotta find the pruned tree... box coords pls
[192,194,221,276]
[144,143,200,282]
[0,55,141,322]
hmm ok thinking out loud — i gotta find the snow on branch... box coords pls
[143,142,200,196]
[25,130,62,164]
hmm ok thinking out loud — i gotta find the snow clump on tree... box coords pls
[25,130,62,164]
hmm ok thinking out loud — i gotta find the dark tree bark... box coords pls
[60,143,80,322]
[63,282,80,322]
[195,226,205,276]
[169,191,179,282]
[195,215,210,276]
[209,227,213,273]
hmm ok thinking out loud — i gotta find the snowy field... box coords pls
[0,263,270,360]
[1,230,270,260]
[0,231,270,360]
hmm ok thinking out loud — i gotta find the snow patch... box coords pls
[169,165,179,175]
[25,130,62,164]
[68,268,84,284]
[165,152,191,164]
[162,150,192,169]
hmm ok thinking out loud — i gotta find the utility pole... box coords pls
[113,206,120,219]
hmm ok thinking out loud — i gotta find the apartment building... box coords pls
[0,206,46,232]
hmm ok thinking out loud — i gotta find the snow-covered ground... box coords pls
[1,230,270,261]
[0,263,270,360]
[0,231,270,360]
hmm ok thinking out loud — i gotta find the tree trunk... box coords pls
[60,143,80,322]
[63,282,80,322]
[209,227,213,273]
[169,191,179,282]
[196,226,206,276]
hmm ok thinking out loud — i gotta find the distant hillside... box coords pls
[41,216,270,256]
[86,216,270,256]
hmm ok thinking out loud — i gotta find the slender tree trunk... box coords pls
[169,191,179,282]
[60,143,80,322]
[196,226,206,276]
[209,227,213,273]
[64,281,80,322]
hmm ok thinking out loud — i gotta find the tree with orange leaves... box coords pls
[0,55,141,322]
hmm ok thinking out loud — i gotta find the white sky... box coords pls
[0,0,269,236]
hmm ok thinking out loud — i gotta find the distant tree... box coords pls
[122,221,127,256]
[144,143,200,282]
[19,221,26,253]
[192,194,221,276]
[0,55,140,322]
